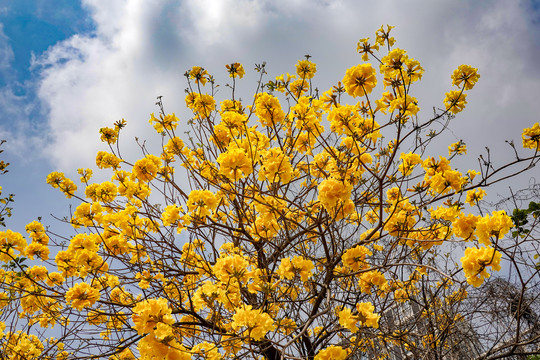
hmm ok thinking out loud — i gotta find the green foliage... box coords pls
[511,201,540,237]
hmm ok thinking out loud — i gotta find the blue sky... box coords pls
[0,0,93,85]
[1,0,540,233]
[0,0,95,231]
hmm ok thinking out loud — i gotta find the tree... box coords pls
[0,25,539,360]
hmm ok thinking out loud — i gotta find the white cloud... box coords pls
[32,1,187,171]
[0,24,13,70]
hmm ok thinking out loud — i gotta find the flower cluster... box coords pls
[65,282,100,311]
[522,122,540,150]
[444,64,480,114]
[337,302,380,333]
[461,246,501,287]
[231,305,276,341]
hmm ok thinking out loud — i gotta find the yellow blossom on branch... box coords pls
[226,62,245,79]
[461,246,501,287]
[315,345,348,360]
[522,122,540,150]
[231,305,275,341]
[444,90,467,114]
[189,66,209,85]
[254,92,286,126]
[296,59,317,79]
[342,64,377,98]
[132,298,174,336]
[451,64,480,90]
[65,282,100,311]
[216,147,253,181]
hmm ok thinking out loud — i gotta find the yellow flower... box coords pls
[357,37,379,61]
[132,298,174,336]
[221,111,247,133]
[213,254,250,283]
[465,188,486,206]
[99,126,119,144]
[296,59,317,79]
[314,345,347,360]
[154,322,174,342]
[96,151,122,169]
[452,213,478,240]
[448,141,467,156]
[328,104,361,135]
[389,95,419,120]
[342,64,377,97]
[226,62,245,78]
[398,152,422,176]
[422,156,467,194]
[342,245,372,272]
[46,171,78,198]
[461,246,501,287]
[0,229,26,262]
[258,148,294,184]
[358,270,387,294]
[72,202,103,228]
[132,155,161,182]
[186,93,216,118]
[46,272,65,287]
[356,301,380,328]
[96,181,118,203]
[291,256,314,281]
[444,90,467,114]
[192,342,222,360]
[467,169,480,181]
[162,138,183,159]
[77,168,93,182]
[318,178,352,210]
[289,78,309,98]
[216,147,253,181]
[231,305,275,341]
[380,48,408,76]
[404,58,424,83]
[65,282,100,311]
[189,66,209,85]
[451,64,480,90]
[110,348,136,360]
[149,112,179,133]
[338,307,359,332]
[187,189,218,219]
[276,257,295,280]
[374,91,394,114]
[25,242,49,260]
[137,335,189,360]
[475,210,513,246]
[254,92,286,126]
[25,220,48,244]
[161,204,182,227]
[375,24,396,47]
[522,122,540,150]
[3,331,44,359]
[277,256,314,281]
[220,99,244,114]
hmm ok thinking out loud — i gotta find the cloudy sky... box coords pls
[0,0,539,231]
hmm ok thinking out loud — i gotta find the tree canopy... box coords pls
[1,26,540,360]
